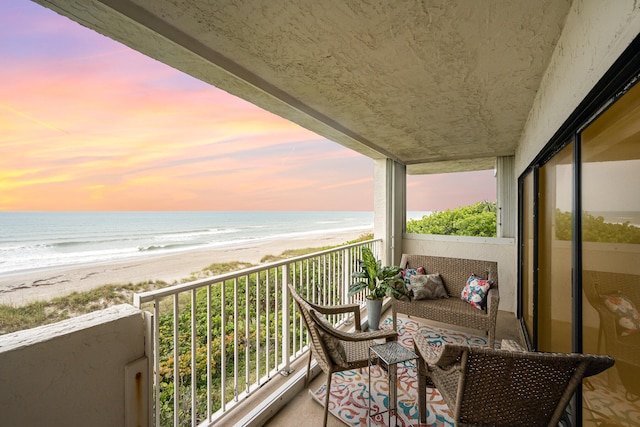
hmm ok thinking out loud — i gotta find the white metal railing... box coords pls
[133,239,381,427]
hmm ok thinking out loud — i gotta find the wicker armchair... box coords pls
[288,285,397,426]
[413,333,614,427]
[583,270,640,399]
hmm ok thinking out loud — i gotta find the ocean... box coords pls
[0,211,429,276]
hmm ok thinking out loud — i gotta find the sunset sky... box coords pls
[0,1,496,212]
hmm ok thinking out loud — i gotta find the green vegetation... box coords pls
[407,201,497,237]
[185,261,254,281]
[555,210,640,243]
[0,281,159,335]
[155,273,267,424]
[260,246,336,264]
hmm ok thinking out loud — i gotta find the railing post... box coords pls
[343,248,351,303]
[280,264,292,375]
[342,249,355,326]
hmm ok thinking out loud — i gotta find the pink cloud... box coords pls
[0,1,495,212]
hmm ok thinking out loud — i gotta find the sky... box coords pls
[0,1,496,212]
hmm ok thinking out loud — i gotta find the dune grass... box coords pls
[0,281,157,335]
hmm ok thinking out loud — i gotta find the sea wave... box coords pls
[0,246,139,275]
[52,239,128,248]
[138,242,203,252]
[0,211,374,275]
[153,227,240,242]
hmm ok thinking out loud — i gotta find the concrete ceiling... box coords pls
[36,0,572,174]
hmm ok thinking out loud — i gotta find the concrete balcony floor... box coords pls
[225,309,524,427]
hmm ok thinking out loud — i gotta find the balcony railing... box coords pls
[133,238,381,427]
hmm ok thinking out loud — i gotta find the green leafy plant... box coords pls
[348,247,410,300]
[407,201,497,237]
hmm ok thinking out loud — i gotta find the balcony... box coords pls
[0,236,520,426]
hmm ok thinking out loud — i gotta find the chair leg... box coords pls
[323,373,332,427]
[305,348,313,387]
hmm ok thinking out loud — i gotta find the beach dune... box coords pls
[0,230,370,307]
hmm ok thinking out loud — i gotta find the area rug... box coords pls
[583,375,640,427]
[310,316,488,426]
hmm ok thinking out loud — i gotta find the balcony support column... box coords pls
[374,159,406,266]
[497,155,516,238]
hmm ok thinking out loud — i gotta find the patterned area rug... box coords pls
[583,375,640,427]
[310,316,488,426]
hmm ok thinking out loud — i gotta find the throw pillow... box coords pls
[410,273,448,300]
[313,310,349,367]
[601,294,640,336]
[402,267,426,293]
[461,274,494,310]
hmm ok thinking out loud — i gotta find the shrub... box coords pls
[407,201,497,237]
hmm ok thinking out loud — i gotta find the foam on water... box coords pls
[0,211,379,275]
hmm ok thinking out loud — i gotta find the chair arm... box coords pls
[307,301,362,331]
[486,287,500,313]
[308,300,360,315]
[501,339,527,352]
[341,328,398,342]
[310,309,397,342]
[413,333,465,368]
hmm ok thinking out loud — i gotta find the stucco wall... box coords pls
[0,304,147,427]
[516,0,640,175]
[402,234,517,313]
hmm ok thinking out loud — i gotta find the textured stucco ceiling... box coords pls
[36,0,572,174]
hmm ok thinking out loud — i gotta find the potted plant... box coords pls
[348,247,410,329]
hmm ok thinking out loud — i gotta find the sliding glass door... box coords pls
[580,81,640,426]
[519,73,640,426]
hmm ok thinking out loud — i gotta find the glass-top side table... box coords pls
[368,341,418,426]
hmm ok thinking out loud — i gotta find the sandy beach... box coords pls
[0,229,370,307]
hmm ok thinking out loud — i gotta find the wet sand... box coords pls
[0,229,370,307]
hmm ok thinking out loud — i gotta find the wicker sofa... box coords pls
[392,254,499,348]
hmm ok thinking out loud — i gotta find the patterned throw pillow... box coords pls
[461,274,494,310]
[601,294,640,336]
[409,273,448,300]
[402,267,426,293]
[313,310,349,367]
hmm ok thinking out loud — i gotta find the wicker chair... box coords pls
[413,333,615,427]
[288,285,397,427]
[583,270,640,399]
